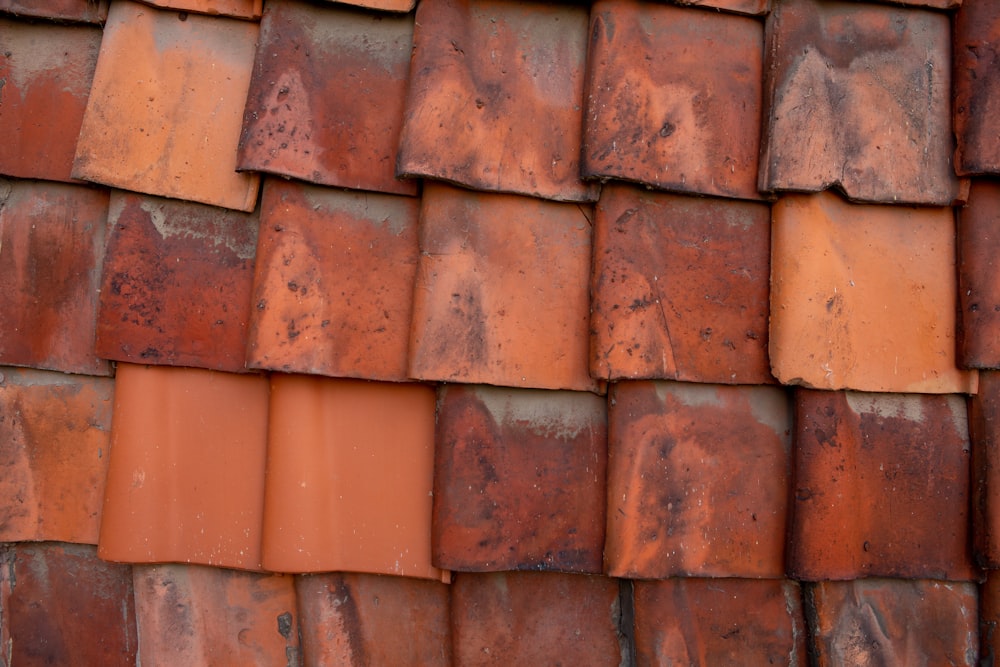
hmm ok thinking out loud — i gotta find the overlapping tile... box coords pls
[239,0,416,195]
[670,0,768,15]
[760,0,959,205]
[263,374,445,581]
[982,570,1000,663]
[606,381,791,579]
[954,0,1000,176]
[770,191,976,394]
[433,385,606,573]
[409,183,597,391]
[0,179,110,375]
[591,184,772,383]
[0,0,108,22]
[959,180,1000,369]
[790,389,974,581]
[247,180,418,380]
[99,363,269,570]
[971,371,1000,566]
[138,0,262,19]
[397,0,597,202]
[72,1,260,211]
[95,191,258,372]
[584,1,764,200]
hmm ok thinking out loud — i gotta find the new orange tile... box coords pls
[591,184,772,383]
[0,0,108,22]
[297,573,451,666]
[0,19,101,182]
[72,1,260,211]
[0,179,110,375]
[809,579,978,666]
[397,0,597,202]
[971,372,1000,566]
[409,183,597,392]
[238,0,416,196]
[606,381,791,579]
[263,374,445,581]
[137,0,262,19]
[634,579,807,665]
[583,1,764,201]
[954,0,1000,176]
[790,389,974,581]
[0,368,113,545]
[433,385,607,573]
[133,564,298,665]
[959,181,1000,369]
[247,180,419,381]
[451,572,623,666]
[760,0,960,205]
[95,191,258,372]
[770,192,977,394]
[99,363,269,570]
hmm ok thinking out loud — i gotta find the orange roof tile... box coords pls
[137,0,262,19]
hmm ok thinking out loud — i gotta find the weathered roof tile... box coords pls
[954,0,1000,176]
[970,371,1000,567]
[958,180,1000,368]
[0,0,108,22]
[136,0,262,20]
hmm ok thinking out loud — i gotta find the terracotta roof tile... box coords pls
[591,184,772,383]
[409,183,597,391]
[296,572,451,666]
[0,368,112,545]
[247,179,418,380]
[954,0,1000,176]
[790,389,975,581]
[72,1,260,211]
[583,1,764,200]
[760,0,960,205]
[433,385,607,573]
[670,0,769,15]
[606,381,791,579]
[0,179,110,375]
[0,19,101,182]
[770,192,977,394]
[971,371,1000,567]
[136,0,263,20]
[633,578,807,664]
[959,181,1000,369]
[0,0,108,22]
[332,0,416,11]
[95,191,258,372]
[982,570,1000,663]
[397,0,597,202]
[238,0,416,195]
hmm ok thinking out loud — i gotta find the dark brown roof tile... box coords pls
[970,371,1000,567]
[954,0,1000,176]
[959,181,1000,369]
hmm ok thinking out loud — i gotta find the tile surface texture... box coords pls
[954,0,1000,176]
[0,0,108,22]
[959,179,1000,368]
[971,371,1000,566]
[137,0,262,19]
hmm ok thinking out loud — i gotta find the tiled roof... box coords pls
[1,0,998,663]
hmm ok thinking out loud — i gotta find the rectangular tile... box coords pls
[971,371,1000,566]
[959,180,1000,368]
[954,0,1000,175]
[0,0,108,22]
[138,0,262,19]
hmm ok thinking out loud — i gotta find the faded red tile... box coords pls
[0,368,113,545]
[0,19,101,181]
[584,1,764,200]
[591,184,772,383]
[133,564,297,665]
[137,0,262,19]
[0,179,110,375]
[955,0,1000,176]
[0,0,108,22]
[95,191,258,372]
[770,192,977,394]
[606,381,791,579]
[297,573,451,666]
[409,183,597,391]
[760,0,959,205]
[72,1,259,211]
[263,375,445,581]
[0,543,137,666]
[971,372,1000,566]
[809,579,978,666]
[398,0,597,202]
[99,363,269,570]
[451,572,623,666]
[634,579,807,665]
[247,180,418,381]
[433,385,607,573]
[790,389,974,581]
[239,0,416,196]
[959,181,1000,368]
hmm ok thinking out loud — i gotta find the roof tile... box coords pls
[433,385,607,573]
[634,578,807,664]
[606,381,791,579]
[959,181,1000,369]
[247,179,418,380]
[0,179,110,375]
[760,0,960,205]
[954,0,1000,176]
[397,0,597,202]
[790,389,974,581]
[970,371,1000,566]
[99,363,269,570]
[296,572,451,666]
[0,0,108,22]
[95,191,258,372]
[0,368,112,545]
[669,0,769,15]
[591,184,772,383]
[770,192,977,393]
[981,570,1000,663]
[238,0,416,195]
[409,183,597,391]
[72,1,260,211]
[136,0,263,20]
[583,1,764,200]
